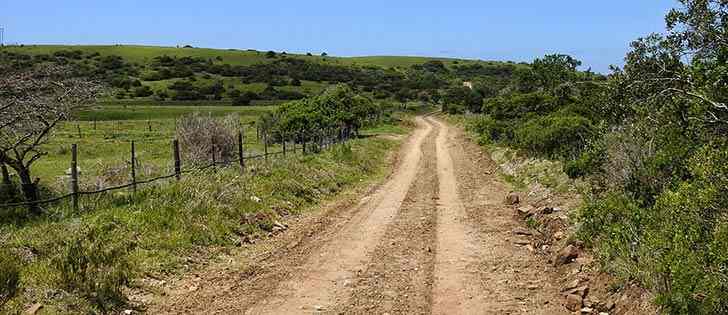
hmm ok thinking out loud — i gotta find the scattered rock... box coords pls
[562,279,581,292]
[604,300,616,311]
[24,303,43,315]
[555,244,579,266]
[553,231,566,240]
[541,207,554,215]
[123,310,133,315]
[505,192,520,205]
[565,294,583,312]
[313,305,325,311]
[513,238,530,246]
[512,227,533,236]
[250,196,262,203]
[273,221,287,230]
[516,205,536,217]
[581,307,594,314]
[569,286,590,298]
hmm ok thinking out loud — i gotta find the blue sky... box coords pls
[1,1,676,72]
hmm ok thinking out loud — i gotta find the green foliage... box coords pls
[513,113,594,158]
[54,223,136,312]
[0,249,20,307]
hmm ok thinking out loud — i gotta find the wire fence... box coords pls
[0,126,355,210]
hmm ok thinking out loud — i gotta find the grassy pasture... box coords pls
[29,104,280,196]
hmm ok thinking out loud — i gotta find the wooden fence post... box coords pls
[263,130,269,163]
[70,144,79,212]
[77,124,82,139]
[238,130,245,172]
[147,120,152,132]
[93,119,97,131]
[173,139,181,180]
[130,141,137,193]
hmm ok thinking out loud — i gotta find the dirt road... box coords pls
[148,116,564,314]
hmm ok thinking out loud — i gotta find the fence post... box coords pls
[77,124,82,139]
[147,120,152,132]
[93,119,97,131]
[173,139,181,180]
[263,130,269,163]
[70,144,79,212]
[211,136,217,173]
[130,141,137,193]
[238,130,245,172]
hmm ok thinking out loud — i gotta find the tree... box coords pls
[0,65,100,214]
[532,54,581,90]
[265,51,277,58]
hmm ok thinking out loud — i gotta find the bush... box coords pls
[0,249,20,307]
[132,85,154,97]
[469,115,510,144]
[513,113,594,158]
[176,113,239,165]
[54,224,136,312]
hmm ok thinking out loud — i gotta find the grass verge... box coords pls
[0,124,405,314]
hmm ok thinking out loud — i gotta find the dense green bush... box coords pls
[513,113,594,158]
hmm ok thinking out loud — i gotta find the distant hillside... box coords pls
[2,45,485,68]
[0,44,525,106]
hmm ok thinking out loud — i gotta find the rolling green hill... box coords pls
[2,44,483,68]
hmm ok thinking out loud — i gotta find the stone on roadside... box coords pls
[505,192,520,205]
[512,227,533,236]
[516,205,536,217]
[565,294,583,312]
[555,244,579,266]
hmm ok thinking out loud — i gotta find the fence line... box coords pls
[0,126,353,209]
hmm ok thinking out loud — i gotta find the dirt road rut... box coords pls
[149,116,564,314]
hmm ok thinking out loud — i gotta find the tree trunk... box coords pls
[1,163,10,186]
[17,167,41,215]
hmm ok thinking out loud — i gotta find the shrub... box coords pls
[469,115,510,144]
[54,224,136,312]
[176,113,239,165]
[513,113,594,158]
[0,249,20,307]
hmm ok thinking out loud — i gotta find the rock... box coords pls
[24,303,43,315]
[581,307,594,314]
[553,231,566,240]
[512,227,533,236]
[569,286,590,298]
[562,279,581,292]
[273,221,287,230]
[555,245,579,266]
[565,294,583,312]
[123,310,133,315]
[313,305,325,311]
[505,192,520,205]
[541,207,554,215]
[250,196,262,203]
[516,205,536,217]
[513,238,530,246]
[604,301,615,311]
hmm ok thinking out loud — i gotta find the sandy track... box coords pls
[245,116,433,314]
[430,117,489,314]
[148,115,567,315]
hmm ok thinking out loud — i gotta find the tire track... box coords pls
[245,117,433,314]
[335,117,439,314]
